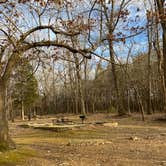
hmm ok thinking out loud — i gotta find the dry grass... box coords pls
[3,113,166,166]
[0,147,36,166]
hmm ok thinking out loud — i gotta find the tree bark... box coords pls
[127,89,131,115]
[135,88,145,121]
[0,81,14,150]
[109,40,124,115]
[155,0,166,114]
[76,66,86,115]
[162,29,166,114]
[147,13,152,115]
[21,100,25,121]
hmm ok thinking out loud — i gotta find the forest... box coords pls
[0,0,166,165]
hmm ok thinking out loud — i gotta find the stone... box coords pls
[103,122,118,127]
[129,136,139,141]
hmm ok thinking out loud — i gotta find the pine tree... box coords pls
[12,59,38,120]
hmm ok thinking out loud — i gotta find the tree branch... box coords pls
[20,25,80,42]
[22,40,91,59]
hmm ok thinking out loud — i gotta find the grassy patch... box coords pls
[0,147,36,166]
[14,128,106,140]
[0,142,9,151]
[13,129,109,147]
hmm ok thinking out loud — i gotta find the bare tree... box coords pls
[154,0,166,114]
[0,0,92,150]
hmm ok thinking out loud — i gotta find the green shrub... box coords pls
[107,106,117,113]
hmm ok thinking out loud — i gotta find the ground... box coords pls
[1,113,166,166]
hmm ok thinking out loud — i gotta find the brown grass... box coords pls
[4,113,166,166]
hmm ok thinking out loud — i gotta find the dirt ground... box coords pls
[3,113,166,166]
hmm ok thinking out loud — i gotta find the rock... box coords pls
[66,142,71,146]
[95,121,106,125]
[105,141,112,144]
[59,162,70,166]
[99,142,105,145]
[160,133,166,136]
[145,135,155,140]
[160,161,166,166]
[93,140,106,146]
[103,122,118,127]
[129,136,139,141]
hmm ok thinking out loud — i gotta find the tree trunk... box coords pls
[28,108,31,121]
[0,81,14,150]
[147,14,152,115]
[75,56,86,115]
[135,88,145,121]
[127,89,131,115]
[163,28,166,78]
[153,10,166,114]
[155,0,166,115]
[78,76,86,115]
[33,107,37,120]
[75,88,79,114]
[162,29,166,114]
[109,40,124,115]
[21,100,25,121]
[9,99,14,123]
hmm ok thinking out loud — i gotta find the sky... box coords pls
[0,0,156,67]
[90,0,150,64]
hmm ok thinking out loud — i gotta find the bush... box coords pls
[107,106,117,113]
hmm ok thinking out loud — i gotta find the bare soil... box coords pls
[5,113,166,166]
